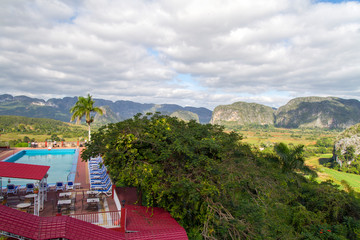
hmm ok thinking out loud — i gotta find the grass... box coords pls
[238,128,338,147]
[235,126,360,193]
[320,168,360,192]
[305,154,360,192]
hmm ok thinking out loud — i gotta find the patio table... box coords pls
[17,202,31,209]
[25,194,37,203]
[25,194,37,199]
[58,199,72,205]
[58,199,72,213]
[87,198,99,203]
[86,191,98,198]
[86,198,99,210]
[59,192,72,198]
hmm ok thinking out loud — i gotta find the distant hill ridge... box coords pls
[2,94,360,129]
[211,96,360,129]
[0,94,212,124]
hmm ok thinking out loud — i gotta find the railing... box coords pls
[69,210,122,228]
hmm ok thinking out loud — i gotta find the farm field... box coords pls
[236,127,360,192]
[237,127,339,146]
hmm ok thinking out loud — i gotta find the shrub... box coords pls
[15,142,29,147]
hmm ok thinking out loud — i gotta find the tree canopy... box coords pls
[70,94,103,141]
[82,113,360,239]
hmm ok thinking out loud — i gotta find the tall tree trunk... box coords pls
[88,123,91,141]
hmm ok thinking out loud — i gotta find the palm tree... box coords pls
[274,142,317,178]
[70,94,103,141]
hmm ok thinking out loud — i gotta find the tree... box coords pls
[70,94,103,141]
[344,146,355,163]
[82,115,360,239]
[274,142,317,178]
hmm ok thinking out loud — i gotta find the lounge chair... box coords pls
[97,183,113,196]
[90,176,110,185]
[55,182,65,191]
[66,181,74,190]
[90,171,107,180]
[7,184,18,194]
[89,168,106,175]
[90,180,111,191]
[89,165,105,171]
[90,178,111,186]
[26,183,35,193]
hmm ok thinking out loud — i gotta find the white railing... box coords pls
[69,210,121,228]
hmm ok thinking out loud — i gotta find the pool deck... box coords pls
[0,147,118,217]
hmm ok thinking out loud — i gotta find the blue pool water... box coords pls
[3,149,78,186]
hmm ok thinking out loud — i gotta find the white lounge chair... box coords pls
[55,182,65,191]
[7,184,18,194]
[26,183,35,193]
[66,181,74,190]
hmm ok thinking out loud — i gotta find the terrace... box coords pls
[0,147,188,239]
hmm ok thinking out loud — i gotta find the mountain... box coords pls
[93,106,123,125]
[275,97,360,129]
[210,102,275,126]
[3,94,360,129]
[332,123,360,173]
[209,97,360,129]
[0,94,212,124]
[170,110,200,123]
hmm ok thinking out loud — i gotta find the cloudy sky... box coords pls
[1,0,360,110]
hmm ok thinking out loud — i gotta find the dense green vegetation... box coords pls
[328,123,360,174]
[82,114,360,239]
[0,115,87,146]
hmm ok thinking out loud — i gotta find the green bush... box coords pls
[15,142,29,147]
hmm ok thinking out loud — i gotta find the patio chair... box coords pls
[66,181,74,191]
[97,183,113,197]
[90,176,110,185]
[89,163,105,170]
[7,184,18,195]
[55,182,65,191]
[90,171,107,180]
[47,183,56,191]
[90,169,106,176]
[26,183,35,193]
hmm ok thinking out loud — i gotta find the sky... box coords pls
[1,0,360,110]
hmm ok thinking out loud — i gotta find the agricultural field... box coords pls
[236,126,340,147]
[237,127,360,192]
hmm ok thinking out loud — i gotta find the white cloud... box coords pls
[0,0,360,110]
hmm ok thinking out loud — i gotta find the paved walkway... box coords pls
[0,148,20,161]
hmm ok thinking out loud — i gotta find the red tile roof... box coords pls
[0,205,124,240]
[0,162,50,180]
[0,204,188,240]
[126,205,188,239]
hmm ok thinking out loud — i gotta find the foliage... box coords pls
[70,94,103,141]
[274,142,318,178]
[83,114,360,239]
[316,137,334,148]
[0,115,87,140]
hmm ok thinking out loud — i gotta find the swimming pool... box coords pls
[3,149,79,186]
